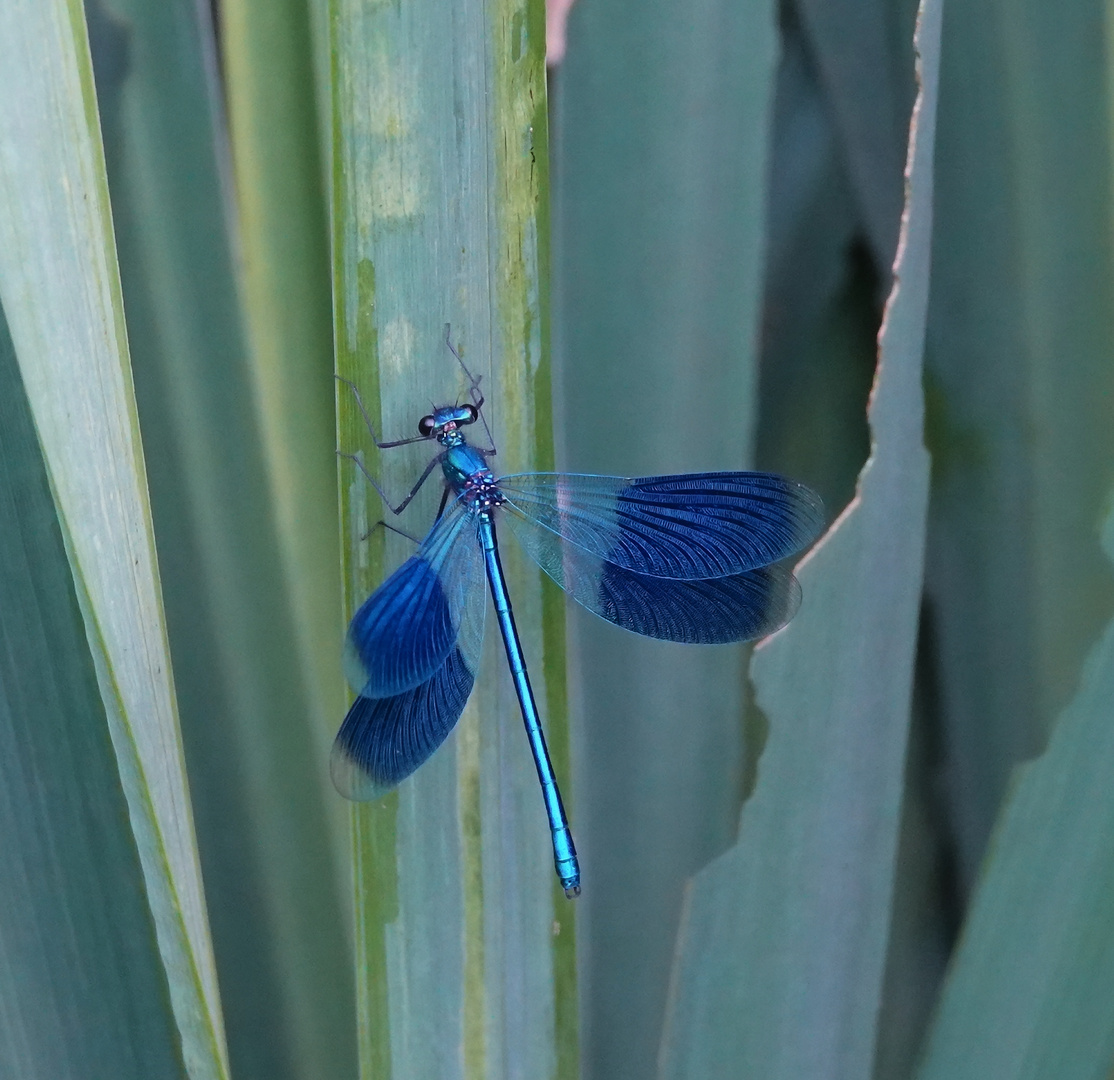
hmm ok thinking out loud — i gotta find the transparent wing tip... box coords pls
[758,569,803,639]
[329,736,394,802]
[790,481,826,547]
[342,637,369,696]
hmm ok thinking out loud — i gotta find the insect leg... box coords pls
[362,519,423,545]
[339,450,443,515]
[444,324,497,455]
[336,375,430,449]
[432,484,451,523]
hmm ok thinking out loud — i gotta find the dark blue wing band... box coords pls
[606,473,823,577]
[499,471,823,579]
[595,560,802,643]
[332,646,475,798]
[346,553,455,697]
[501,475,811,642]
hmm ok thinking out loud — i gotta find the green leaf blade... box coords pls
[0,299,187,1080]
[220,0,344,770]
[88,0,356,1075]
[658,0,940,1073]
[915,507,1114,1078]
[923,0,1114,890]
[0,3,229,1075]
[552,3,779,1073]
[330,0,574,1075]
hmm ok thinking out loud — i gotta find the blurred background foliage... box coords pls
[2,0,1114,1076]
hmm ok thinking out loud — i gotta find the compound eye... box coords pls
[418,415,437,437]
[460,404,479,425]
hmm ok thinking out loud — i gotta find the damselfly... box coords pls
[334,335,823,898]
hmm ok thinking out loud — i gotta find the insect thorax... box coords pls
[461,471,504,511]
[441,443,504,510]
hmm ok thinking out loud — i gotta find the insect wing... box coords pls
[333,500,485,800]
[331,646,477,800]
[498,472,823,579]
[503,509,802,643]
[344,499,484,697]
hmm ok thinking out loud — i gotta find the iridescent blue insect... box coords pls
[334,336,823,898]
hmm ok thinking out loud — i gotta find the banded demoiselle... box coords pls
[334,340,823,898]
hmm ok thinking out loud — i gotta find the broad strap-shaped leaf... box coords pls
[504,506,802,642]
[0,292,189,1079]
[0,2,228,1075]
[499,472,824,579]
[658,0,939,1073]
[331,0,575,1068]
[914,514,1114,1080]
[344,498,484,697]
[552,0,779,1064]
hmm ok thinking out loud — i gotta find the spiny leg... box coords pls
[357,481,450,541]
[336,375,429,449]
[338,450,443,516]
[361,519,424,545]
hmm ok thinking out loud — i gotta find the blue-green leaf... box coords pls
[552,3,779,1074]
[330,0,575,1074]
[0,3,229,1075]
[658,0,939,1074]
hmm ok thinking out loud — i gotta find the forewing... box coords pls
[344,498,484,697]
[498,471,823,579]
[331,645,476,800]
[504,509,802,643]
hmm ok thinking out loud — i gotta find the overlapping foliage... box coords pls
[2,0,1113,1077]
